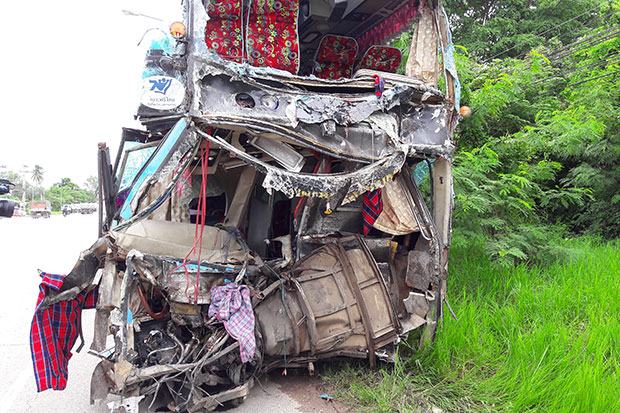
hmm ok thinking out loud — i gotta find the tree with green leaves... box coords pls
[54,177,79,189]
[444,0,610,61]
[84,176,98,193]
[46,178,95,211]
[31,165,44,186]
[446,5,620,263]
[31,164,44,200]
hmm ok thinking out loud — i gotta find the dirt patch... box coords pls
[265,369,352,413]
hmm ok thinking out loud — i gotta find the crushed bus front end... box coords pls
[32,0,463,410]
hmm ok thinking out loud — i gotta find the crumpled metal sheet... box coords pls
[200,75,298,127]
[255,236,399,366]
[406,250,434,291]
[401,104,450,146]
[261,149,404,205]
[111,220,246,263]
[368,112,400,143]
[201,114,394,162]
[196,128,406,206]
[294,85,412,125]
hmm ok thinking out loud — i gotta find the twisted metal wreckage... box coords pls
[32,0,465,410]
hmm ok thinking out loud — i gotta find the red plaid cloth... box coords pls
[363,188,383,235]
[30,272,98,392]
[208,282,255,363]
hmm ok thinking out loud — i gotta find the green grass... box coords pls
[323,236,620,412]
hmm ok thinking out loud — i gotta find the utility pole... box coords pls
[20,165,30,203]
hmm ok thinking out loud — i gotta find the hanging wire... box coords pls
[169,138,210,303]
[535,69,620,97]
[474,8,620,99]
[562,69,620,89]
[483,2,606,62]
[485,7,620,68]
[531,51,620,85]
[552,28,620,61]
[549,23,620,58]
[470,10,620,97]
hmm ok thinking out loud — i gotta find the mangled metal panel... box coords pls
[401,104,451,146]
[117,119,190,222]
[195,128,406,207]
[256,236,399,368]
[197,72,451,162]
[111,220,247,263]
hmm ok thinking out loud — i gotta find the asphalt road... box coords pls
[0,214,341,413]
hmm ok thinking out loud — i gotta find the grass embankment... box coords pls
[324,236,620,412]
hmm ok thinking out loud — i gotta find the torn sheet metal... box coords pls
[255,237,399,367]
[401,105,450,146]
[294,85,413,125]
[200,75,298,127]
[111,220,246,263]
[201,114,395,162]
[118,119,189,221]
[196,127,406,205]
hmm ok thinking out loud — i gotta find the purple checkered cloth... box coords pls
[208,283,255,363]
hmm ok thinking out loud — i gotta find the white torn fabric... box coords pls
[372,176,420,235]
[406,6,440,86]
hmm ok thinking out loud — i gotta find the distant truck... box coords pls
[62,202,97,216]
[30,200,51,219]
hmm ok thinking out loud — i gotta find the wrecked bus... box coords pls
[31,0,463,410]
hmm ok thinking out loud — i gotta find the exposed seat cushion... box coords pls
[205,0,245,62]
[112,220,246,263]
[357,45,402,73]
[246,0,300,74]
[314,35,359,80]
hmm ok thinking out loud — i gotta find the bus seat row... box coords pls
[204,1,401,78]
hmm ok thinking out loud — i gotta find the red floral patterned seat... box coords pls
[246,0,300,74]
[205,0,245,62]
[314,35,359,80]
[357,46,402,73]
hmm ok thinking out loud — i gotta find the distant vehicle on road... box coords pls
[30,200,51,219]
[12,202,26,217]
[78,202,97,214]
[62,202,97,216]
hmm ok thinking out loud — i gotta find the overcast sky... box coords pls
[1,0,183,187]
